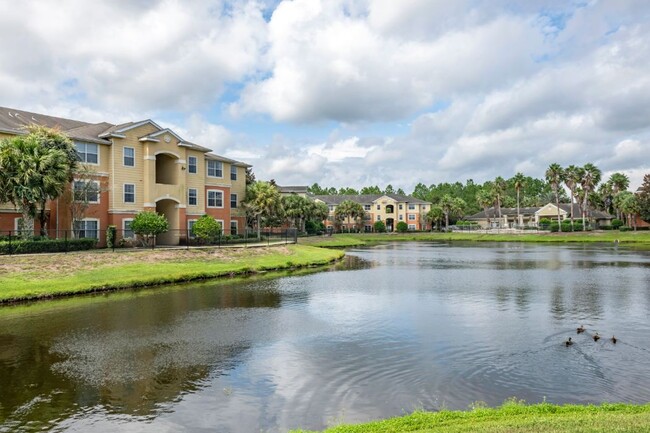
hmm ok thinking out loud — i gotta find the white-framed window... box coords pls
[376,215,381,221]
[230,165,237,181]
[123,147,135,167]
[399,204,403,210]
[408,204,416,210]
[14,218,28,236]
[408,214,416,221]
[230,193,238,209]
[230,220,238,235]
[188,156,197,174]
[329,205,335,212]
[365,225,372,232]
[408,224,416,231]
[123,184,135,203]
[123,219,134,238]
[376,204,380,210]
[188,219,197,238]
[207,190,223,208]
[216,219,225,234]
[399,215,403,221]
[75,142,99,164]
[364,204,371,211]
[188,188,197,206]
[73,180,99,203]
[207,160,223,177]
[75,219,99,239]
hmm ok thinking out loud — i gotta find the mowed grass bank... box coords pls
[291,401,650,433]
[299,231,650,248]
[0,244,343,303]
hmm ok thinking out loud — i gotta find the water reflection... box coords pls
[0,242,649,432]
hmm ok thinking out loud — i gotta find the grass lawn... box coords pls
[0,244,343,303]
[291,402,650,433]
[299,231,650,248]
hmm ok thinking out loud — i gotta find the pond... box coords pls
[1,242,650,432]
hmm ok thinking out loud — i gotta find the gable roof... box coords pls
[312,194,430,205]
[467,203,614,220]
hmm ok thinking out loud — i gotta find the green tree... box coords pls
[338,187,359,195]
[512,172,526,225]
[545,163,564,231]
[374,220,386,233]
[426,206,444,231]
[608,172,630,219]
[282,195,313,231]
[360,185,382,194]
[563,165,583,228]
[475,188,494,226]
[491,176,507,220]
[191,215,222,242]
[131,211,169,246]
[396,188,405,195]
[0,131,72,239]
[637,174,650,224]
[244,181,283,239]
[412,182,430,201]
[440,194,465,230]
[334,199,365,232]
[580,163,602,229]
[396,221,408,232]
[384,184,395,194]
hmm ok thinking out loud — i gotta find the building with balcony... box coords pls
[313,194,432,232]
[0,106,250,245]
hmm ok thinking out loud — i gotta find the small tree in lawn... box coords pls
[374,220,386,233]
[191,215,222,243]
[396,221,408,232]
[131,211,169,247]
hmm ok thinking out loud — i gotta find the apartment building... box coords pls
[313,194,432,232]
[0,107,249,245]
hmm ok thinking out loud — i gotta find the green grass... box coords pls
[0,245,343,303]
[299,231,650,248]
[291,401,650,433]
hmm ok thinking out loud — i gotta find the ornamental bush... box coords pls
[0,238,96,255]
[131,211,169,246]
[191,215,222,243]
[396,221,408,232]
[374,220,386,233]
[611,219,624,229]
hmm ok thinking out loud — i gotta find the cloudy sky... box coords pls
[1,0,649,191]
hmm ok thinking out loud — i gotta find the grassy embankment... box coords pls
[291,401,650,433]
[0,244,343,303]
[299,231,650,248]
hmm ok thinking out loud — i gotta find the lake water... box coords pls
[1,242,650,432]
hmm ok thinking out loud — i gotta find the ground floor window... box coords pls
[74,219,99,239]
[217,220,225,234]
[188,220,197,238]
[122,219,134,238]
[230,220,238,235]
[408,224,416,231]
[365,225,372,232]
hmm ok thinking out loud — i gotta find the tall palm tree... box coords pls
[475,188,493,227]
[440,195,465,231]
[243,181,282,239]
[608,172,630,219]
[492,176,507,222]
[563,165,583,229]
[334,200,365,232]
[545,163,564,232]
[426,206,444,231]
[580,163,602,229]
[512,172,526,226]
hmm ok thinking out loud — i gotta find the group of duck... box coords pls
[565,325,617,347]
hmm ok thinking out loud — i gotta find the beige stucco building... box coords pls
[0,106,249,244]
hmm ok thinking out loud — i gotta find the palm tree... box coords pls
[580,163,602,229]
[426,206,444,231]
[563,165,583,229]
[608,172,630,219]
[282,195,312,231]
[440,195,465,231]
[512,172,526,227]
[545,163,564,232]
[243,181,282,240]
[475,188,493,227]
[619,192,640,230]
[492,176,507,222]
[335,200,365,232]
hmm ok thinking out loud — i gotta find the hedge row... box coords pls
[0,238,97,255]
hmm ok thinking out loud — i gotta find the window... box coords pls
[364,204,371,211]
[123,219,134,238]
[14,218,26,236]
[230,193,238,209]
[188,188,197,206]
[230,220,238,235]
[207,190,223,207]
[216,220,225,234]
[230,165,237,180]
[207,160,223,177]
[329,205,335,212]
[408,224,416,231]
[399,204,403,210]
[399,215,403,221]
[188,220,197,238]
[123,184,135,203]
[75,219,99,239]
[408,204,416,210]
[377,215,381,221]
[123,147,135,167]
[73,180,99,203]
[365,225,372,232]
[376,205,380,210]
[408,214,416,221]
[188,156,197,174]
[75,142,99,164]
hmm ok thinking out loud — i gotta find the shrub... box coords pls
[374,220,386,233]
[619,225,631,232]
[106,225,117,248]
[0,238,96,255]
[191,215,222,243]
[396,221,408,232]
[131,211,169,245]
[612,219,624,229]
[539,218,552,225]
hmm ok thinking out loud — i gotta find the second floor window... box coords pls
[207,160,223,177]
[230,193,238,208]
[73,180,99,203]
[207,190,223,207]
[408,204,416,210]
[188,188,197,206]
[124,184,135,203]
[230,165,237,180]
[364,205,371,211]
[75,142,98,164]
[188,156,197,174]
[123,147,135,167]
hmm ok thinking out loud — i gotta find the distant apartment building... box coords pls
[0,107,249,244]
[313,194,432,232]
